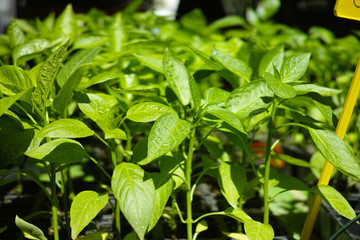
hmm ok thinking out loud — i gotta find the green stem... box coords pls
[110,143,121,239]
[60,170,70,240]
[89,156,112,180]
[50,163,59,240]
[172,196,186,224]
[186,127,196,240]
[263,99,278,225]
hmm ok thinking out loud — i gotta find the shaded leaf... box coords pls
[26,139,87,164]
[264,72,296,99]
[206,107,246,134]
[0,65,33,95]
[15,215,47,240]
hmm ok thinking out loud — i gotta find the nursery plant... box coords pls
[1,1,360,240]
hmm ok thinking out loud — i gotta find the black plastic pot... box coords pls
[315,193,360,240]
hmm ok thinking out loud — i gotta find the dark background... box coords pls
[12,0,360,37]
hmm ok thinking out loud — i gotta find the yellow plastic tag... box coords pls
[334,0,360,21]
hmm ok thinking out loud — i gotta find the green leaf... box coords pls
[159,152,186,189]
[258,45,284,76]
[73,35,108,50]
[7,19,25,49]
[293,84,342,97]
[313,185,356,221]
[310,151,337,179]
[195,220,208,234]
[53,4,77,44]
[204,87,230,107]
[189,73,202,113]
[57,48,101,87]
[0,90,29,117]
[180,9,207,33]
[264,72,296,99]
[70,191,109,239]
[76,92,126,140]
[206,107,246,134]
[15,215,47,240]
[78,72,122,90]
[53,65,86,116]
[0,65,33,95]
[207,15,246,32]
[188,46,223,71]
[32,41,68,110]
[76,232,110,240]
[226,80,273,119]
[126,102,177,122]
[309,128,360,180]
[244,219,274,240]
[148,172,174,231]
[26,139,87,164]
[211,47,252,83]
[13,39,52,66]
[0,115,34,168]
[134,54,163,73]
[280,53,311,83]
[109,13,127,52]
[163,49,192,106]
[123,232,138,240]
[218,162,247,208]
[141,113,191,165]
[111,163,155,240]
[256,0,281,20]
[272,154,313,168]
[36,119,94,139]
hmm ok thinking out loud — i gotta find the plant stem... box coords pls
[263,99,278,225]
[110,143,121,239]
[60,169,70,240]
[50,163,59,240]
[186,127,196,240]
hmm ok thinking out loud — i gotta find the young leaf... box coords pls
[258,45,284,77]
[309,128,360,180]
[70,191,109,239]
[163,49,192,106]
[76,92,126,140]
[226,80,273,120]
[204,87,230,107]
[244,219,274,240]
[7,19,25,49]
[211,47,252,83]
[272,154,314,168]
[111,163,155,240]
[53,65,86,116]
[218,162,247,208]
[15,215,47,240]
[26,139,87,164]
[57,48,101,87]
[293,84,342,97]
[134,54,163,73]
[77,72,122,90]
[36,118,94,139]
[0,65,33,95]
[76,232,110,240]
[280,53,311,83]
[126,102,177,122]
[313,185,356,221]
[195,220,208,235]
[264,72,296,99]
[141,113,191,165]
[32,41,68,110]
[109,13,127,52]
[206,107,246,134]
[13,39,52,66]
[53,4,77,44]
[148,173,174,231]
[256,0,281,21]
[189,73,202,113]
